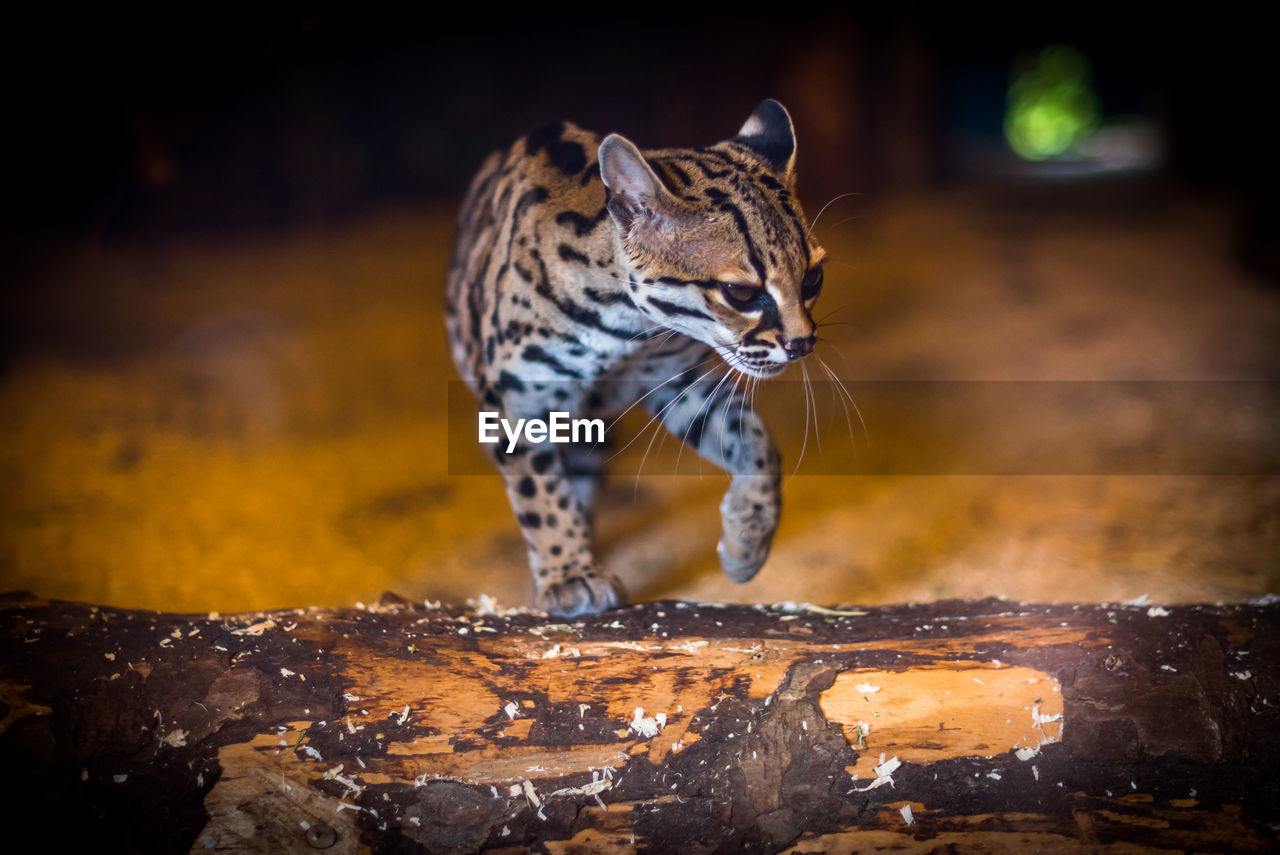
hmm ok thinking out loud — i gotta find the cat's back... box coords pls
[450,121,605,264]
[446,121,621,383]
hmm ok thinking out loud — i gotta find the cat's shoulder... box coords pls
[503,121,604,190]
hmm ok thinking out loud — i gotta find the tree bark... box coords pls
[1,591,1276,854]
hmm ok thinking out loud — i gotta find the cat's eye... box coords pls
[801,267,824,302]
[720,283,762,309]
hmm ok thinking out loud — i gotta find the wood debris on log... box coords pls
[1,591,1277,853]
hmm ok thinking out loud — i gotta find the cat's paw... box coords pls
[717,532,773,583]
[535,573,626,618]
[717,487,778,583]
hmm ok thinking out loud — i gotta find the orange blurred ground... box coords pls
[2,189,1277,612]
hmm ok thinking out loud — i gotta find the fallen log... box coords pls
[1,592,1276,853]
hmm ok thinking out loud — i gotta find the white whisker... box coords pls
[675,364,734,473]
[718,370,745,457]
[605,352,711,435]
[793,361,813,475]
[816,355,856,454]
[813,213,863,239]
[606,357,718,463]
[805,360,822,457]
[628,361,726,490]
[806,192,859,238]
[817,353,868,445]
[623,322,670,344]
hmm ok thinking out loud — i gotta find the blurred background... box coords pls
[1,7,1276,612]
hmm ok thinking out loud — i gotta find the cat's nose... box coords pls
[782,336,814,360]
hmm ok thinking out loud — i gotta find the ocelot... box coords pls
[445,100,826,617]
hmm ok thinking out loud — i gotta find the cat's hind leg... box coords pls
[561,439,608,531]
[491,435,625,618]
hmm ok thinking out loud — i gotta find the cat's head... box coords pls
[599,99,826,378]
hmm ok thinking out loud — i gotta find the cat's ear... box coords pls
[599,134,677,234]
[733,99,797,180]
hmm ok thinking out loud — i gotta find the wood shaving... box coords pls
[629,707,666,739]
[853,754,901,792]
[160,729,188,748]
[230,619,276,636]
[323,764,364,796]
[546,773,613,799]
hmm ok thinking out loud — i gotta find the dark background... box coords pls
[1,5,1276,627]
[4,6,1275,270]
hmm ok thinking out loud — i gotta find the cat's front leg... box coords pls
[492,438,625,617]
[646,379,781,583]
[712,410,781,584]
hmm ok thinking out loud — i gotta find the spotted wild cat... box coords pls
[446,100,826,617]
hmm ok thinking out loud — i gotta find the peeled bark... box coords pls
[1,591,1276,853]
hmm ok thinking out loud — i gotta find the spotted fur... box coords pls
[446,100,826,617]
